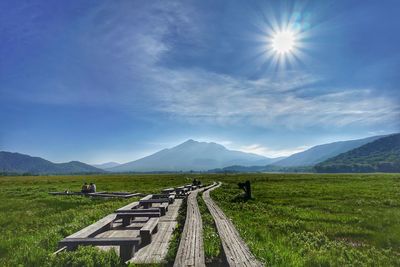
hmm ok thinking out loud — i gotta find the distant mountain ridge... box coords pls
[92,162,121,169]
[315,134,400,173]
[0,151,104,174]
[273,135,384,167]
[108,139,280,172]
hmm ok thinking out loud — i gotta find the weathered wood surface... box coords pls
[203,183,263,267]
[130,198,183,264]
[116,201,140,212]
[88,192,140,198]
[140,218,159,245]
[65,213,117,238]
[161,188,175,194]
[59,237,140,246]
[49,191,140,198]
[174,188,205,267]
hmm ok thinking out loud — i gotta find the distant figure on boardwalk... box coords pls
[81,182,89,193]
[88,182,96,193]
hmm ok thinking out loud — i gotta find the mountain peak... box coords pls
[109,139,271,172]
[183,139,197,144]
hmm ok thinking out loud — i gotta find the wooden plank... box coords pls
[140,198,169,203]
[140,195,153,201]
[116,212,160,226]
[66,213,117,238]
[117,208,160,213]
[60,237,140,246]
[140,218,159,245]
[129,199,183,264]
[203,183,263,267]
[116,201,140,212]
[174,188,205,267]
[161,188,175,194]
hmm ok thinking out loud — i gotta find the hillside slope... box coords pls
[273,135,384,167]
[315,134,400,173]
[0,151,104,174]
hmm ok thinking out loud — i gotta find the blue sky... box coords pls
[0,0,399,164]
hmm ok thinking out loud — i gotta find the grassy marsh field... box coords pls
[212,173,400,266]
[0,173,399,266]
[0,174,203,266]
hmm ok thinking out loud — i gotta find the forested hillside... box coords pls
[315,134,400,173]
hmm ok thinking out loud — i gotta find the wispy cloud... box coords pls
[149,66,399,129]
[237,144,310,157]
[3,1,399,132]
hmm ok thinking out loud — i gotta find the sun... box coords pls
[271,30,296,54]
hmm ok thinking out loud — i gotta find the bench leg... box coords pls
[159,207,166,216]
[140,232,152,246]
[120,244,135,262]
[122,217,131,226]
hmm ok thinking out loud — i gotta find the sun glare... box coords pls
[253,10,311,70]
[272,30,296,54]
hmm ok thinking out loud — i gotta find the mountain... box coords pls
[108,139,278,172]
[0,151,105,174]
[92,162,121,169]
[273,135,384,167]
[209,165,315,173]
[315,133,400,173]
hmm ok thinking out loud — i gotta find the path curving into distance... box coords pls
[203,183,263,267]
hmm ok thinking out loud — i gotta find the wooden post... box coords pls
[122,216,131,226]
[245,180,251,199]
[120,244,135,262]
[238,180,252,199]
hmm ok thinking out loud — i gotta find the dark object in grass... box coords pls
[192,178,202,186]
[238,180,252,199]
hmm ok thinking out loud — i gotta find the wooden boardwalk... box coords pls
[129,199,183,264]
[174,187,205,267]
[203,183,263,267]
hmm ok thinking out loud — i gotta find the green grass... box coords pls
[211,173,400,266]
[0,174,207,267]
[197,191,222,262]
[1,173,399,266]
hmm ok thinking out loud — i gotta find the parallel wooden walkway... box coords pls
[174,187,205,267]
[203,183,263,267]
[129,199,183,264]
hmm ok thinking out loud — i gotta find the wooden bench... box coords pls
[65,214,117,239]
[88,192,140,198]
[184,184,193,191]
[115,201,140,213]
[59,237,141,261]
[139,218,159,245]
[117,206,167,216]
[159,202,169,215]
[116,211,161,226]
[140,194,153,201]
[139,198,170,209]
[151,194,175,204]
[161,188,175,194]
